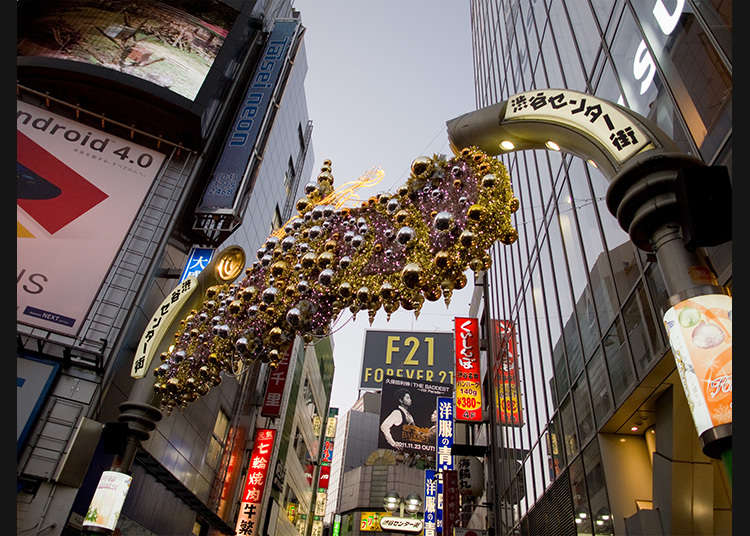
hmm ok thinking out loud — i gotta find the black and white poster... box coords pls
[378,377,453,455]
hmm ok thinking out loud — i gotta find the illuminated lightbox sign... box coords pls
[83,471,132,531]
[379,517,424,533]
[663,294,731,436]
[454,317,482,422]
[179,247,214,284]
[131,277,198,378]
[492,320,523,426]
[504,89,649,163]
[436,396,454,471]
[360,512,388,532]
[198,19,299,211]
[424,469,437,536]
[17,100,165,336]
[360,330,455,389]
[17,0,238,101]
[261,345,292,417]
[235,428,276,536]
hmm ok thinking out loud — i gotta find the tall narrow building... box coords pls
[468,1,731,535]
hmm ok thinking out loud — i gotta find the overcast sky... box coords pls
[290,1,478,413]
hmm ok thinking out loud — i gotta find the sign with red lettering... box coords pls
[261,346,292,417]
[454,317,482,422]
[235,428,276,536]
[317,464,331,490]
[492,320,523,426]
[442,470,460,536]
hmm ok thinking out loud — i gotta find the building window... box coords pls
[285,156,296,195]
[298,122,306,154]
[271,204,282,233]
[205,408,229,470]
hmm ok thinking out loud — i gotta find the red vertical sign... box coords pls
[317,464,331,490]
[442,469,460,534]
[454,317,483,422]
[235,428,276,536]
[492,320,523,426]
[261,346,292,417]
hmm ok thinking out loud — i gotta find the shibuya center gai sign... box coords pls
[379,516,424,533]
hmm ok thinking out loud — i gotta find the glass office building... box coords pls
[469,1,731,535]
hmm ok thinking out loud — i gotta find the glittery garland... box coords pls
[154,147,519,412]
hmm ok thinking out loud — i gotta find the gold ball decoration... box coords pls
[155,150,519,410]
[410,156,434,179]
[510,197,520,213]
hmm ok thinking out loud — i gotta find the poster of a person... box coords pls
[377,377,452,455]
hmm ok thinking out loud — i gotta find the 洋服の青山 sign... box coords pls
[17,100,165,336]
[235,429,276,536]
[360,329,455,389]
[454,317,482,422]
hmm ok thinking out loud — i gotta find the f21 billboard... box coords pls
[359,330,455,389]
[17,100,165,335]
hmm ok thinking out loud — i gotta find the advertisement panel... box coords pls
[360,512,387,532]
[17,356,60,452]
[198,19,299,211]
[82,471,132,531]
[663,294,732,436]
[491,320,523,426]
[378,378,452,455]
[235,429,276,536]
[261,345,292,417]
[454,317,483,422]
[17,0,238,101]
[360,330,455,389]
[17,100,165,336]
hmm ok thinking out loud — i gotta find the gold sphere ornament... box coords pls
[510,197,520,212]
[500,228,519,245]
[270,261,288,278]
[469,258,485,273]
[268,327,283,344]
[395,209,410,224]
[317,251,335,269]
[401,263,422,289]
[380,281,395,300]
[356,286,371,304]
[455,272,468,290]
[228,300,242,315]
[423,286,442,302]
[338,282,353,298]
[296,198,310,212]
[481,173,497,188]
[467,204,485,221]
[411,156,434,179]
[459,230,475,248]
[434,250,450,269]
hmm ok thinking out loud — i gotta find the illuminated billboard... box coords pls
[17,100,165,336]
[360,330,455,389]
[378,377,452,456]
[491,320,523,426]
[17,0,238,102]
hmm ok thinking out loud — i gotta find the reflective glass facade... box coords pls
[470,1,731,535]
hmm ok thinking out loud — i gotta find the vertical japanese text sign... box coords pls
[442,469,460,536]
[235,428,276,536]
[492,320,523,426]
[436,396,454,535]
[261,346,293,417]
[454,317,483,422]
[178,247,214,284]
[424,469,437,536]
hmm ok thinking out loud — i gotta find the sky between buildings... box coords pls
[291,1,479,412]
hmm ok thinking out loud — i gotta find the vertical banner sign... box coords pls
[235,429,276,536]
[17,100,165,336]
[492,320,523,426]
[198,20,299,211]
[317,465,331,489]
[442,469,460,535]
[261,345,293,417]
[322,439,334,464]
[332,514,341,536]
[454,317,483,422]
[179,247,215,284]
[663,294,732,437]
[82,471,132,531]
[436,397,454,471]
[424,469,437,536]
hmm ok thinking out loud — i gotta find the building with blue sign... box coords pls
[16,2,332,535]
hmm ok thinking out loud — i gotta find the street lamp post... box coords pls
[446,89,732,475]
